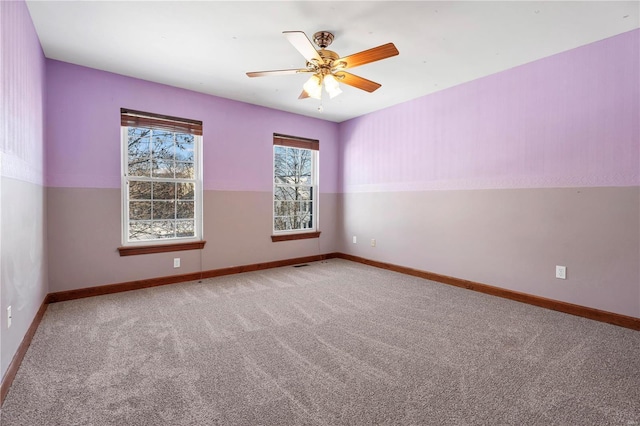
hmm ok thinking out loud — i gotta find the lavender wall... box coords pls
[340,30,639,193]
[46,61,339,193]
[46,61,340,292]
[0,0,48,380]
[339,30,640,318]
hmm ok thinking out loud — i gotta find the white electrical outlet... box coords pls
[352,236,357,244]
[7,306,12,328]
[174,258,181,268]
[371,239,376,247]
[556,265,567,280]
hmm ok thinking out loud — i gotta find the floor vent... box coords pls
[293,264,309,268]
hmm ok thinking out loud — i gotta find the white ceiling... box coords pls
[26,1,639,122]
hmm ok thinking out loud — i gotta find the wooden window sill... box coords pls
[118,241,206,256]
[271,232,320,242]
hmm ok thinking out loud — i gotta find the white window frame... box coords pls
[272,145,319,235]
[120,126,203,246]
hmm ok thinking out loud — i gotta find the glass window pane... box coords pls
[177,183,194,200]
[274,146,312,185]
[274,201,283,217]
[128,128,152,177]
[298,150,312,178]
[176,133,194,148]
[129,220,153,241]
[177,201,194,219]
[274,186,286,200]
[273,145,288,183]
[152,131,174,160]
[128,128,151,155]
[129,201,151,220]
[299,212,312,229]
[302,201,312,213]
[176,220,195,237]
[274,147,288,183]
[273,145,313,184]
[152,159,174,178]
[274,216,294,231]
[175,133,194,161]
[128,127,151,141]
[128,140,150,162]
[274,186,297,201]
[175,149,194,162]
[129,181,151,200]
[274,200,297,218]
[152,182,175,200]
[152,201,175,219]
[175,161,194,179]
[294,215,309,229]
[128,159,151,177]
[152,220,175,239]
[296,188,311,200]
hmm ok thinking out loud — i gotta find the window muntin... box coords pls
[273,141,318,234]
[122,111,202,244]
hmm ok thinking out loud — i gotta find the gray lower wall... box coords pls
[338,186,640,318]
[46,185,640,318]
[47,188,339,292]
[1,178,48,378]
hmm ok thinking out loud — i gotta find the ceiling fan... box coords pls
[246,31,399,100]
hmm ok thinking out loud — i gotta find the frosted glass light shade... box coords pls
[324,74,342,99]
[303,74,322,100]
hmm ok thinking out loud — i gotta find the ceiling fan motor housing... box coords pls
[307,49,344,76]
[313,31,334,49]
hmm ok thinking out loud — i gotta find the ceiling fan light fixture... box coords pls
[324,74,342,99]
[303,74,323,100]
[247,31,399,100]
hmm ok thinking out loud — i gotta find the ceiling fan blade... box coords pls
[335,72,382,93]
[283,31,324,65]
[335,43,399,70]
[246,69,310,77]
[298,90,310,99]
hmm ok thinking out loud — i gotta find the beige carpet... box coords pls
[2,259,639,425]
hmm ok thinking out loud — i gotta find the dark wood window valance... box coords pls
[121,108,203,136]
[273,133,319,151]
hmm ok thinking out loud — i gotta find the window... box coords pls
[121,109,203,247]
[273,134,319,240]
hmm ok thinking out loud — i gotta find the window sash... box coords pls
[122,125,202,245]
[272,142,318,234]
